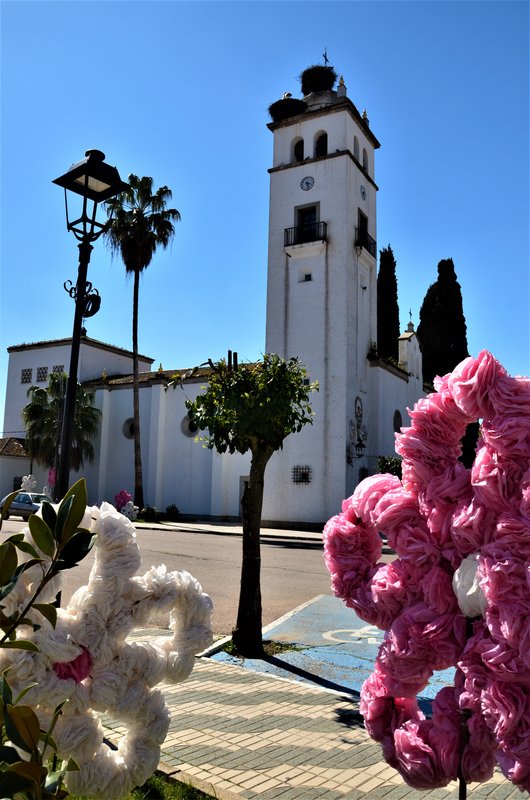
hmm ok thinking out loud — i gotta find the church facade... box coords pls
[1,66,424,526]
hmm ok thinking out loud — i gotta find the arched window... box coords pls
[393,410,403,433]
[353,136,360,161]
[362,147,369,172]
[314,131,328,157]
[293,138,304,162]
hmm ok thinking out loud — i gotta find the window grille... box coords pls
[292,465,312,484]
[53,364,64,374]
[36,366,48,382]
[21,368,32,384]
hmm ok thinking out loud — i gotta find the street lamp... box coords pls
[53,149,128,500]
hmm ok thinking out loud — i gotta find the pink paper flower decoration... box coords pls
[324,351,530,791]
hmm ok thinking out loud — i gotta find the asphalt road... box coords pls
[0,519,331,636]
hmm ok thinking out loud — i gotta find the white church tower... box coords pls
[262,64,383,525]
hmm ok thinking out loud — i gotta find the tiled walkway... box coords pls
[103,655,515,800]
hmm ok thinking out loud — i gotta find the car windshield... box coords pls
[30,494,49,503]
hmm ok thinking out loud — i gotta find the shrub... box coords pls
[165,504,180,522]
[141,505,159,523]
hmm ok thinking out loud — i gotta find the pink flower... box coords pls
[481,679,528,739]
[482,415,530,460]
[447,350,506,420]
[376,604,466,697]
[461,712,496,783]
[451,497,497,556]
[53,646,93,683]
[346,473,401,526]
[324,350,530,792]
[323,513,381,595]
[374,489,440,564]
[394,718,458,789]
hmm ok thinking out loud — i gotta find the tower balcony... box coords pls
[284,221,328,247]
[355,228,377,258]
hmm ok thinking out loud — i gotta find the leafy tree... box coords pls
[377,245,400,361]
[417,258,469,385]
[104,175,180,509]
[179,354,316,657]
[22,372,100,475]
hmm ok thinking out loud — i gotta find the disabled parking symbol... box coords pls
[322,625,382,645]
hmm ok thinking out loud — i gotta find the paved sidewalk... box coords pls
[100,621,515,800]
[135,519,323,543]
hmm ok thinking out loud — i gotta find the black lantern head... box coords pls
[53,149,128,202]
[53,149,128,242]
[355,438,366,458]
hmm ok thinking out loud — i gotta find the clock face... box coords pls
[360,185,367,200]
[300,176,314,191]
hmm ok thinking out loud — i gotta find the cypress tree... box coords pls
[417,258,477,467]
[377,245,400,361]
[417,258,469,385]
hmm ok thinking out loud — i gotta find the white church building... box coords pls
[1,67,424,527]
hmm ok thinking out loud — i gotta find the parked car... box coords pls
[0,492,50,521]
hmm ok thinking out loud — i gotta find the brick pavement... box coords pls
[101,653,515,799]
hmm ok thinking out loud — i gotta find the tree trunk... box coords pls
[132,270,144,510]
[232,447,272,657]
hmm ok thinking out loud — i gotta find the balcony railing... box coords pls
[284,221,327,247]
[355,228,377,257]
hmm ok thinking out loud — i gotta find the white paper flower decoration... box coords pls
[0,502,213,799]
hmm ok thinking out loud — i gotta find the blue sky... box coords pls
[1,0,528,431]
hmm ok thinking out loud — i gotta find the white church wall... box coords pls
[0,458,47,498]
[3,341,152,440]
[157,381,216,517]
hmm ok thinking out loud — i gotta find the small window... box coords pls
[353,136,360,161]
[21,368,32,384]
[362,147,369,171]
[315,132,327,158]
[393,410,403,433]
[181,414,199,438]
[293,138,304,162]
[52,364,64,374]
[122,418,135,439]
[292,465,312,484]
[299,271,312,283]
[36,366,48,383]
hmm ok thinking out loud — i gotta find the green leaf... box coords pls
[56,479,87,544]
[33,604,57,629]
[0,744,21,764]
[0,641,39,652]
[0,672,13,705]
[7,538,39,558]
[0,543,17,586]
[55,495,74,546]
[14,683,38,704]
[5,704,41,753]
[7,760,46,788]
[40,500,57,532]
[58,529,95,570]
[0,492,18,522]
[39,730,58,752]
[28,516,55,558]
[0,769,33,796]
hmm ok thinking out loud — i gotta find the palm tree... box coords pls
[104,175,180,509]
[22,371,101,476]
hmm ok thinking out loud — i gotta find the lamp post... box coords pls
[53,149,128,501]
